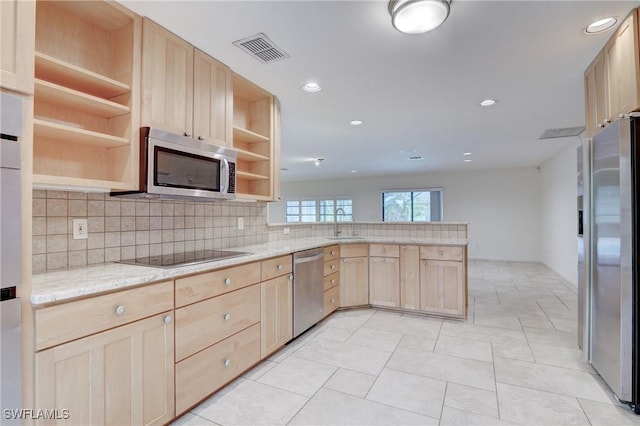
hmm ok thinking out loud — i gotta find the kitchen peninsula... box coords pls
[30,222,467,424]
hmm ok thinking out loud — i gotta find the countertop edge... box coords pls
[31,237,468,306]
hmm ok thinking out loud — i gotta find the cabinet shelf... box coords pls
[235,148,269,162]
[35,52,130,98]
[34,119,129,148]
[33,174,134,191]
[35,79,130,118]
[236,170,269,180]
[233,126,269,144]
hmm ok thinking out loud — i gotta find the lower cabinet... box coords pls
[340,256,369,307]
[35,312,175,426]
[175,323,261,415]
[420,259,465,317]
[369,256,400,308]
[400,245,420,310]
[339,243,369,307]
[322,245,340,317]
[323,285,340,316]
[261,273,293,358]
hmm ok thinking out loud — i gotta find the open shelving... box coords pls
[32,0,140,190]
[232,73,274,200]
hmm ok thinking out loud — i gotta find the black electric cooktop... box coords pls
[117,249,251,268]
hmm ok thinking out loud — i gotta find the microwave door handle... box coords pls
[220,158,229,194]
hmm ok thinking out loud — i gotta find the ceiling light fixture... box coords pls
[351,170,357,173]
[314,158,324,166]
[464,159,472,163]
[463,152,472,156]
[349,120,363,126]
[302,82,322,93]
[388,0,451,35]
[480,99,497,107]
[585,17,617,34]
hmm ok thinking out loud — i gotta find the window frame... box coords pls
[285,197,353,223]
[381,188,443,222]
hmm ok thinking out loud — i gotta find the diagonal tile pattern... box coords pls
[173,260,637,425]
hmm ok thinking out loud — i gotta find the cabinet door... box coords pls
[141,18,193,136]
[420,260,464,317]
[193,49,232,146]
[35,312,175,426]
[606,12,640,120]
[261,274,293,358]
[585,51,607,137]
[340,256,369,307]
[400,245,420,310]
[0,0,34,94]
[369,257,400,308]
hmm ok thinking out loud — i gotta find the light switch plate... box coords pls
[73,219,88,240]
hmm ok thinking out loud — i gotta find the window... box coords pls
[286,198,353,223]
[382,190,443,222]
[285,200,317,223]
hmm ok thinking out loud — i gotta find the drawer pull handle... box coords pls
[343,259,347,263]
[223,359,231,367]
[331,251,335,255]
[331,265,335,269]
[223,313,231,321]
[115,305,125,315]
[277,264,283,270]
[439,250,444,256]
[224,278,232,286]
[331,279,335,284]
[331,298,335,303]
[163,315,172,324]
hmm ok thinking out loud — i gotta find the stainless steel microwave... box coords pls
[111,127,237,201]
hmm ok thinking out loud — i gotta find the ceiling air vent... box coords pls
[233,33,290,64]
[539,126,585,140]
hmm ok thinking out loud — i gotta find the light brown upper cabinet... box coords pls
[232,73,278,200]
[585,8,640,137]
[584,51,608,138]
[32,0,141,190]
[141,18,232,147]
[1,0,35,94]
[606,11,640,121]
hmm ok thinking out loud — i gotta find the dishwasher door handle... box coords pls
[294,253,324,264]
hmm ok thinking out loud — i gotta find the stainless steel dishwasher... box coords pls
[293,248,324,338]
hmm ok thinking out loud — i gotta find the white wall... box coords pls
[270,167,542,262]
[539,141,579,286]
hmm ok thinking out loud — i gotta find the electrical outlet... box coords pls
[283,227,290,235]
[237,217,244,230]
[73,218,88,240]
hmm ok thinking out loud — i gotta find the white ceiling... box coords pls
[120,0,638,182]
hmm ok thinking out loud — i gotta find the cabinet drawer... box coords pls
[420,246,463,261]
[369,244,400,258]
[323,271,340,291]
[175,284,260,361]
[261,255,292,281]
[35,280,173,351]
[323,258,340,276]
[323,286,340,317]
[175,322,261,415]
[323,245,340,261]
[340,243,368,258]
[175,262,261,307]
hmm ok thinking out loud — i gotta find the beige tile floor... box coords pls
[173,260,640,425]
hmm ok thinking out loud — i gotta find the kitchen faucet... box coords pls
[334,207,346,236]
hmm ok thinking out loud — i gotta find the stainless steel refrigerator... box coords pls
[581,114,639,413]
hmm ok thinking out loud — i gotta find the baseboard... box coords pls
[541,261,578,289]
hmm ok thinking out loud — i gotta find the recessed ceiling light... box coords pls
[463,152,472,156]
[303,82,322,93]
[350,170,357,173]
[480,99,497,107]
[585,17,617,34]
[408,156,424,161]
[464,159,472,163]
[314,158,324,166]
[349,120,363,126]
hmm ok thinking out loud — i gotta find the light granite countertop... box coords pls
[30,236,468,306]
